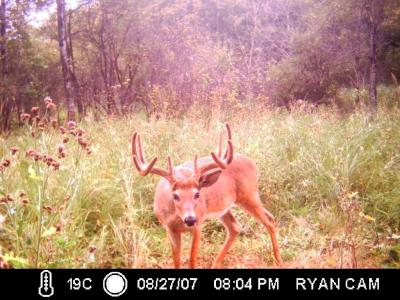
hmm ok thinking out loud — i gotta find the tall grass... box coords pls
[0,105,399,268]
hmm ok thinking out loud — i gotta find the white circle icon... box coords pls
[103,272,128,297]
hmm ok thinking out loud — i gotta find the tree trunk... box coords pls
[67,9,84,117]
[0,0,6,83]
[369,17,377,113]
[354,3,364,107]
[0,0,11,132]
[368,0,380,114]
[57,0,75,121]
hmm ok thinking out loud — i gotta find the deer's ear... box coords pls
[198,170,222,189]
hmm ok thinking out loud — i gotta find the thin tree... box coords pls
[367,0,384,114]
[56,0,75,121]
[0,0,11,131]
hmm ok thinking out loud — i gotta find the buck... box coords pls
[131,124,282,268]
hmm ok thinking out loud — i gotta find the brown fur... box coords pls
[154,153,282,268]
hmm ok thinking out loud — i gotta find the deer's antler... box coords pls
[194,123,234,179]
[132,132,175,182]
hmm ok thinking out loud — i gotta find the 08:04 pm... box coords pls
[214,277,279,291]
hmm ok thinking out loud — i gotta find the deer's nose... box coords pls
[184,216,197,227]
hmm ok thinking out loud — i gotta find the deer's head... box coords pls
[131,124,233,227]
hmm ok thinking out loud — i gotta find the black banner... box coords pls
[0,269,397,299]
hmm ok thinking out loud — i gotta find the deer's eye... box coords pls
[172,194,180,201]
[194,192,200,200]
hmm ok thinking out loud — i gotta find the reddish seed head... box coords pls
[60,126,66,134]
[19,191,27,198]
[58,144,65,153]
[64,194,71,201]
[62,137,69,143]
[44,156,54,166]
[76,128,85,137]
[34,154,42,162]
[58,145,66,159]
[43,205,52,213]
[10,147,19,155]
[44,96,53,105]
[51,161,60,170]
[67,121,76,129]
[78,137,88,148]
[46,102,57,110]
[1,159,11,168]
[89,245,97,253]
[31,107,39,115]
[26,149,36,157]
[21,199,29,205]
[0,197,6,203]
[55,223,62,232]
[20,113,31,122]
[51,119,58,128]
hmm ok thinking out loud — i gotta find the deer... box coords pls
[131,123,282,268]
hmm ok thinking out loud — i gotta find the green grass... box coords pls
[0,106,400,268]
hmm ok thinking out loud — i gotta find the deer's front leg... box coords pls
[189,226,202,268]
[167,229,182,269]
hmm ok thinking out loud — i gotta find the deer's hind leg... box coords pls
[212,210,241,268]
[237,193,282,265]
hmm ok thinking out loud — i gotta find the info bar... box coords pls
[0,269,396,299]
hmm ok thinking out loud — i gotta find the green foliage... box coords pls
[1,0,400,124]
[1,103,399,268]
[1,0,400,268]
[337,85,400,111]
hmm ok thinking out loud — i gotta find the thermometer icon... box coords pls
[39,270,54,297]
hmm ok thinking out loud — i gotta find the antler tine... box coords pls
[225,122,232,140]
[217,123,232,159]
[132,132,157,176]
[210,151,227,169]
[217,123,233,164]
[195,123,234,178]
[194,154,198,173]
[210,140,233,169]
[131,132,174,180]
[167,156,175,177]
[132,132,141,166]
[223,123,232,159]
[136,133,145,163]
[226,140,233,164]
[137,156,158,176]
